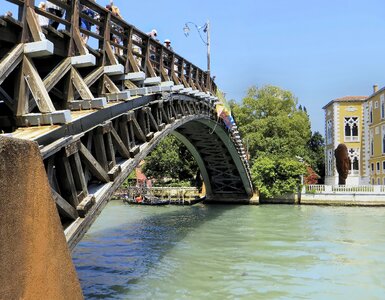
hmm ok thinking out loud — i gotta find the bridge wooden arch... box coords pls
[0,0,256,248]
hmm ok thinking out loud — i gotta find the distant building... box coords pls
[323,95,368,185]
[365,85,385,185]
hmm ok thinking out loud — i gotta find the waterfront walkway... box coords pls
[301,185,385,206]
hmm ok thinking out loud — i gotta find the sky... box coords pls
[4,0,385,134]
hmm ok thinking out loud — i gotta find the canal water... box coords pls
[72,202,385,299]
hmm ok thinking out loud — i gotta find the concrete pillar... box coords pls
[0,137,83,299]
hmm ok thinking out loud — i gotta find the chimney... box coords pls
[373,84,379,93]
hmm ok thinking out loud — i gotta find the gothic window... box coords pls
[348,148,360,175]
[344,117,359,142]
[326,119,332,145]
[381,95,385,119]
[327,149,333,176]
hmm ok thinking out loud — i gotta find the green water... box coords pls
[72,202,385,299]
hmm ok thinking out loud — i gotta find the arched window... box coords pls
[348,148,360,175]
[344,117,359,142]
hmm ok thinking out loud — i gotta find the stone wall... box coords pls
[0,136,83,299]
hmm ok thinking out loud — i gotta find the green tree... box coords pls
[307,131,325,182]
[231,85,313,198]
[251,156,305,198]
[231,85,312,160]
[142,135,198,185]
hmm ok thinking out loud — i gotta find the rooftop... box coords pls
[322,96,367,109]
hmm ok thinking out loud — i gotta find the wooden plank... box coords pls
[102,74,120,94]
[23,56,56,113]
[0,44,23,86]
[110,126,130,158]
[46,157,55,186]
[78,143,109,183]
[118,119,131,149]
[51,188,79,220]
[73,26,87,55]
[71,152,88,197]
[71,67,94,100]
[146,57,156,78]
[55,154,79,207]
[147,109,159,132]
[105,132,116,168]
[76,195,95,218]
[132,117,147,142]
[106,41,117,65]
[16,61,30,116]
[161,66,170,82]
[43,58,71,92]
[0,87,16,112]
[26,7,42,42]
[84,66,104,86]
[93,132,108,171]
[40,136,73,159]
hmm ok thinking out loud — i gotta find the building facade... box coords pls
[323,85,385,185]
[366,86,385,185]
[323,96,368,185]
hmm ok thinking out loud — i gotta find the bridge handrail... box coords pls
[3,0,216,93]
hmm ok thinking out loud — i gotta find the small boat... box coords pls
[123,194,169,206]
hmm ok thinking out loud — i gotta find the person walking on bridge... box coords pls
[46,0,65,29]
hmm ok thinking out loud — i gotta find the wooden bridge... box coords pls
[0,0,255,249]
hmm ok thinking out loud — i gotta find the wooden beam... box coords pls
[55,154,79,207]
[70,152,88,197]
[16,60,30,116]
[147,109,159,132]
[0,87,16,113]
[43,58,71,92]
[51,188,79,220]
[146,57,156,78]
[132,117,147,142]
[22,56,56,113]
[84,66,104,86]
[78,143,110,183]
[70,67,94,100]
[73,26,87,55]
[93,132,108,171]
[106,41,117,65]
[102,74,120,94]
[105,132,116,168]
[110,126,130,158]
[0,44,24,86]
[26,6,42,42]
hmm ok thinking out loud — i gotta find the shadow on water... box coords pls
[72,202,238,299]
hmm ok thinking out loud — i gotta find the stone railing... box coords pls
[304,184,385,194]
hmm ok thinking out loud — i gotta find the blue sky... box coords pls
[4,0,385,134]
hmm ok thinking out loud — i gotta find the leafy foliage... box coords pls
[231,85,311,160]
[142,135,198,185]
[307,131,325,182]
[251,156,305,198]
[231,85,319,198]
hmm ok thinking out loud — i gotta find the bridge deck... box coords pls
[0,0,256,249]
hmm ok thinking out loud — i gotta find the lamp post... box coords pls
[183,20,211,90]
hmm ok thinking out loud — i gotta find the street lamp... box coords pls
[183,21,211,86]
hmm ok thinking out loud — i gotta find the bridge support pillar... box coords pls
[0,136,83,299]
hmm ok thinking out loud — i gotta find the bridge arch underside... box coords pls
[173,120,252,200]
[52,96,253,249]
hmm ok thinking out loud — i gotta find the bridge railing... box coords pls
[2,0,217,93]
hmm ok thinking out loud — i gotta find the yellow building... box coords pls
[323,85,385,185]
[323,95,368,185]
[366,85,385,185]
